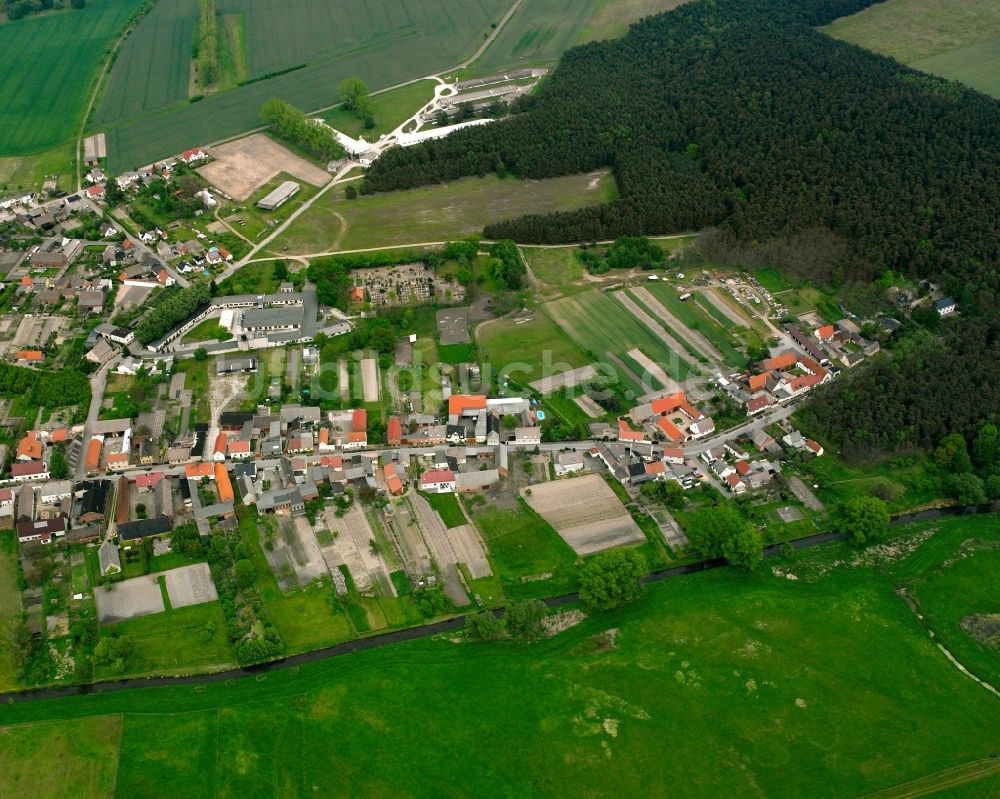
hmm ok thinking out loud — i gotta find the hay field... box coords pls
[823,0,1000,98]
[0,0,147,155]
[474,0,600,72]
[94,0,509,171]
[522,473,645,555]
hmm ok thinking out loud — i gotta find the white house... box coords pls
[419,469,456,494]
[554,451,585,476]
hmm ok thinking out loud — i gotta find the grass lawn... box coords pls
[478,312,591,384]
[891,517,1000,688]
[270,171,618,254]
[0,543,21,692]
[693,291,740,330]
[96,601,235,679]
[801,454,942,515]
[422,492,468,529]
[216,261,285,296]
[472,501,579,600]
[752,267,794,293]
[231,173,322,243]
[437,342,476,365]
[539,390,598,427]
[174,356,212,424]
[0,716,122,799]
[182,318,232,345]
[115,710,218,799]
[522,245,588,297]
[322,79,437,139]
[2,517,1000,797]
[0,145,75,193]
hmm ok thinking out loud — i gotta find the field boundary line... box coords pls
[855,757,1000,799]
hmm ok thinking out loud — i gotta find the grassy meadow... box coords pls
[474,0,600,72]
[824,0,1000,98]
[0,544,21,691]
[478,310,591,384]
[322,79,437,139]
[2,516,999,797]
[0,0,146,155]
[578,0,690,43]
[271,171,617,254]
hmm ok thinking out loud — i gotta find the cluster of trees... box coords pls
[641,479,685,511]
[193,0,218,88]
[134,283,210,345]
[576,237,665,275]
[260,98,345,163]
[5,0,84,22]
[339,78,374,129]
[93,634,134,674]
[686,505,763,571]
[206,524,284,665]
[487,240,527,290]
[932,423,1000,506]
[466,599,548,642]
[0,363,90,416]
[306,257,353,308]
[579,548,646,611]
[171,523,205,558]
[836,496,890,545]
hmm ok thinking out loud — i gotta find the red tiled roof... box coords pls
[215,463,234,502]
[815,324,835,340]
[15,350,43,361]
[617,418,645,443]
[11,461,46,477]
[318,428,329,445]
[214,432,228,455]
[350,286,364,302]
[650,392,686,415]
[229,439,250,453]
[185,462,214,479]
[656,416,684,443]
[645,460,665,475]
[16,432,42,460]
[420,469,455,486]
[448,395,487,415]
[762,353,796,371]
[85,437,103,470]
[352,407,367,431]
[136,472,164,489]
[747,395,771,413]
[320,455,343,468]
[735,460,750,476]
[49,428,68,442]
[347,431,367,443]
[748,373,768,392]
[726,473,742,487]
[387,416,402,444]
[664,447,684,462]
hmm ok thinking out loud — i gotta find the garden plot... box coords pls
[197,134,330,200]
[613,291,695,365]
[529,364,598,394]
[322,504,395,594]
[95,575,164,623]
[574,394,603,418]
[630,286,723,363]
[411,494,483,604]
[522,473,645,556]
[360,357,380,403]
[162,563,219,609]
[626,348,681,395]
[702,288,750,327]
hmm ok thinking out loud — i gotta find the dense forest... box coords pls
[363,0,1000,459]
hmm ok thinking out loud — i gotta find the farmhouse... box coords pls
[16,516,66,544]
[554,450,585,475]
[419,469,456,494]
[256,180,300,211]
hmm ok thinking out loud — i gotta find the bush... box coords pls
[234,559,256,589]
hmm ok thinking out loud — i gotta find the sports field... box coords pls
[94,0,509,172]
[824,0,1000,98]
[0,0,146,155]
[545,288,692,396]
[2,516,999,798]
[271,171,617,254]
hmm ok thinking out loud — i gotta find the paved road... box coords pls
[77,355,122,481]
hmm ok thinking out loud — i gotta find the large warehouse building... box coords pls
[256,180,300,211]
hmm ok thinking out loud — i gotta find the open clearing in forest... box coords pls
[2,517,1000,797]
[197,134,330,200]
[522,473,644,555]
[272,171,617,254]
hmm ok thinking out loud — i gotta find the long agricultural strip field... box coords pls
[94,0,510,172]
[545,289,691,396]
[0,0,147,155]
[2,517,999,797]
[271,171,617,254]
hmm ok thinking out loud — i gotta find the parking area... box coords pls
[436,307,470,345]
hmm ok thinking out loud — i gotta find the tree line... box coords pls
[260,98,346,163]
[135,283,211,345]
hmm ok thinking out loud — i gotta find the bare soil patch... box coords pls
[530,364,598,394]
[197,133,330,200]
[626,347,680,394]
[360,357,379,403]
[522,473,644,556]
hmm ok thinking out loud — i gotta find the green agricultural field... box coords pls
[638,281,747,366]
[0,0,147,157]
[271,171,617,254]
[423,492,468,528]
[322,80,437,139]
[217,13,248,90]
[0,716,122,799]
[2,518,1000,798]
[824,0,1000,98]
[912,38,1000,99]
[96,601,235,678]
[474,0,600,72]
[95,0,509,172]
[478,311,591,385]
[0,544,21,692]
[578,0,690,43]
[545,289,691,395]
[472,500,579,599]
[0,146,75,193]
